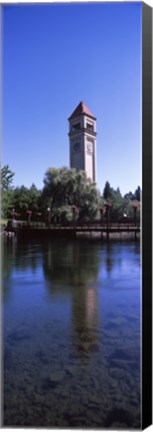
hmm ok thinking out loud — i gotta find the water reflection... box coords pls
[42,240,100,289]
[71,284,99,357]
[3,238,141,428]
[42,240,100,357]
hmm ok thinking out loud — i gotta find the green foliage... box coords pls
[1,163,141,223]
[103,181,112,200]
[13,184,41,218]
[1,189,14,218]
[13,186,30,214]
[102,181,140,221]
[28,184,42,212]
[134,186,141,201]
[0,164,15,191]
[1,165,15,218]
[42,167,101,222]
[109,188,123,220]
[124,191,134,201]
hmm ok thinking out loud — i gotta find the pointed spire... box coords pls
[69,101,96,120]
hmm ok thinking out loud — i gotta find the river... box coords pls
[3,237,141,428]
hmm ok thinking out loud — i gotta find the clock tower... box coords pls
[68,101,97,182]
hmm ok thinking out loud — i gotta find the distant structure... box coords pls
[68,101,97,182]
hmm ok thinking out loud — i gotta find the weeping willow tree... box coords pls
[42,167,101,222]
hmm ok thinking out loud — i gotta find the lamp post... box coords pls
[47,207,51,227]
[11,208,16,219]
[26,210,32,225]
[131,202,139,241]
[10,209,17,230]
[100,206,106,226]
[131,202,139,227]
[100,207,104,226]
[71,205,78,228]
[104,202,112,226]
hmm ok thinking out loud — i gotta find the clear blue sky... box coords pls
[2,2,142,196]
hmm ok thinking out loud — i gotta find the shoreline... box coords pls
[2,228,140,242]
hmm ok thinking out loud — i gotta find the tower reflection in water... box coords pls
[42,239,100,357]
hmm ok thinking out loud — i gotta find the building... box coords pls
[68,101,97,182]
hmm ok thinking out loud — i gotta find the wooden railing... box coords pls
[6,219,140,230]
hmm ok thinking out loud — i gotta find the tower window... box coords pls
[86,122,94,131]
[72,122,80,131]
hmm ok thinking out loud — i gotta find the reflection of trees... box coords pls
[42,240,100,290]
[3,238,40,301]
[3,239,13,277]
[104,243,122,274]
[3,239,14,301]
[4,238,101,357]
[42,240,100,357]
[11,239,40,272]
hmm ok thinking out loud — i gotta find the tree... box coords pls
[102,182,124,220]
[134,186,141,202]
[1,189,15,218]
[13,186,31,217]
[0,164,15,191]
[12,184,41,219]
[109,188,123,220]
[42,167,100,222]
[124,191,134,201]
[1,165,15,218]
[103,181,113,200]
[28,184,41,213]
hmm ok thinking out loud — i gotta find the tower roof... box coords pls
[69,101,96,120]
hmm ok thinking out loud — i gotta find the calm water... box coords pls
[3,238,141,428]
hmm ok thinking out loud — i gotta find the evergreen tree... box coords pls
[103,181,112,200]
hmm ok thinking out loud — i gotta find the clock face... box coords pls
[87,142,93,152]
[73,142,80,152]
